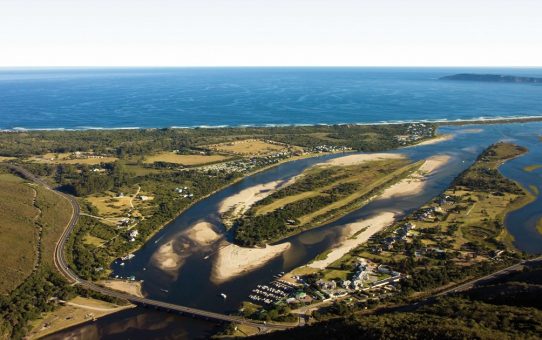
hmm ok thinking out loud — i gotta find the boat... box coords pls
[160,289,169,293]
[121,254,135,261]
[220,293,227,299]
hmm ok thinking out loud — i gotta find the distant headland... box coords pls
[440,73,542,83]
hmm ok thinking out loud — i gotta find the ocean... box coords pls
[1,67,542,130]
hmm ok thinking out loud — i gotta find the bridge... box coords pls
[8,165,293,332]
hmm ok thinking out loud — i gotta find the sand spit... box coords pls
[380,155,451,199]
[321,153,405,166]
[410,134,454,146]
[308,212,397,269]
[99,279,144,298]
[212,242,291,283]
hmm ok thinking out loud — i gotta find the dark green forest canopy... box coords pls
[0,123,435,157]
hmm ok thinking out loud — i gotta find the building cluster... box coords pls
[308,145,352,153]
[394,123,434,145]
[175,186,194,199]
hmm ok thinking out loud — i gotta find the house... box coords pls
[139,195,150,201]
[129,229,139,242]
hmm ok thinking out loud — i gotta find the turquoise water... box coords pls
[1,67,542,130]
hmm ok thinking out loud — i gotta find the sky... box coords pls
[1,0,541,67]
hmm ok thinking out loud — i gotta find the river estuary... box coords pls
[45,122,542,339]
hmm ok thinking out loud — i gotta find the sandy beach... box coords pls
[380,155,451,199]
[211,242,291,283]
[218,179,294,217]
[410,134,454,146]
[307,212,397,269]
[321,153,405,166]
[99,279,144,298]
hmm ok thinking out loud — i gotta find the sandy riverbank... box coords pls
[218,179,295,217]
[410,134,454,146]
[380,155,451,199]
[307,212,397,269]
[99,279,144,298]
[211,242,291,283]
[321,153,405,166]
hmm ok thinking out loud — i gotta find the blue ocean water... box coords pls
[0,67,541,130]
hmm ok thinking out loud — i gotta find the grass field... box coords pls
[0,156,16,162]
[86,186,151,220]
[0,173,39,294]
[208,139,294,156]
[143,152,230,165]
[27,296,132,339]
[29,152,118,165]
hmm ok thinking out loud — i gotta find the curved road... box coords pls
[8,165,292,332]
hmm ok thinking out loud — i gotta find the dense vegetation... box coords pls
[0,123,434,157]
[256,261,542,340]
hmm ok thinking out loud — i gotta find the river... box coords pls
[45,122,542,339]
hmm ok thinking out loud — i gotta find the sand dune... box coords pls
[211,242,291,283]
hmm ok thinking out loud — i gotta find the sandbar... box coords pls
[212,242,291,283]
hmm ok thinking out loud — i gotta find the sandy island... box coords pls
[99,279,144,298]
[212,242,291,283]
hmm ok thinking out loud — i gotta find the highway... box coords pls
[7,165,292,331]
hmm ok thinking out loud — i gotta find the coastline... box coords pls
[3,115,542,132]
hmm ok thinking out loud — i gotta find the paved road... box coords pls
[7,165,292,331]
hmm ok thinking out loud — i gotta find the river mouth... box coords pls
[107,122,542,315]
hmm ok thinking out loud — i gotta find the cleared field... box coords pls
[208,139,291,155]
[144,152,230,165]
[0,173,38,294]
[83,234,106,247]
[27,296,132,339]
[86,186,152,221]
[0,156,16,162]
[29,152,118,165]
